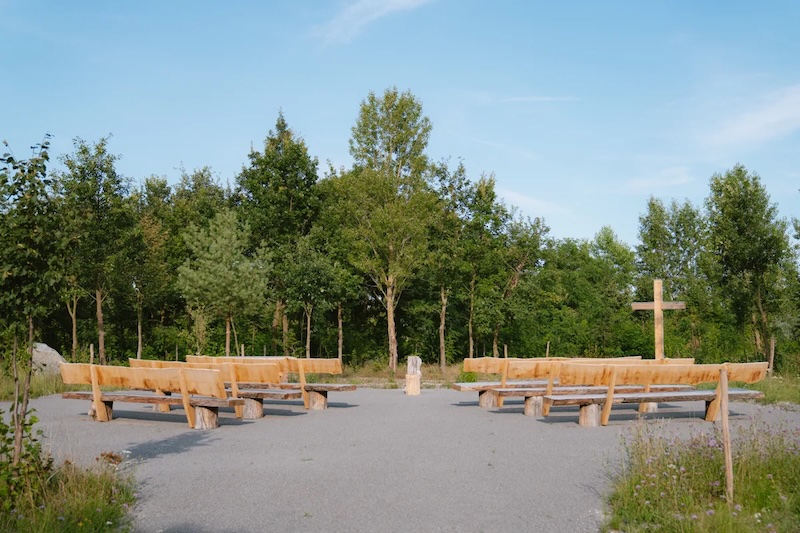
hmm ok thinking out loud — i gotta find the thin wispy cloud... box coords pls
[708,84,800,147]
[500,96,579,103]
[626,166,694,191]
[315,0,434,44]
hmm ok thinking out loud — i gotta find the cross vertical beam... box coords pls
[631,279,686,360]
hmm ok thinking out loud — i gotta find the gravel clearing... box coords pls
[17,388,800,532]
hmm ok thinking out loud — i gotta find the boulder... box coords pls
[32,343,66,374]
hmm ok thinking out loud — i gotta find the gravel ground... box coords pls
[17,388,800,533]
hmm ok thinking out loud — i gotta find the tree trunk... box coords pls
[755,284,769,359]
[386,277,398,373]
[337,303,344,363]
[136,294,143,359]
[231,316,239,356]
[282,310,290,357]
[468,274,476,359]
[305,304,313,358]
[272,302,282,356]
[67,293,79,362]
[492,323,500,358]
[439,286,448,371]
[13,318,34,466]
[225,314,231,357]
[96,287,106,365]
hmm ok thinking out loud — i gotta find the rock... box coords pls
[32,343,66,374]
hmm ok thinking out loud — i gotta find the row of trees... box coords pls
[2,87,799,374]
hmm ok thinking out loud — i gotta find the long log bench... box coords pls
[60,363,244,429]
[499,357,695,416]
[492,384,695,416]
[185,355,356,410]
[543,361,768,427]
[129,359,303,419]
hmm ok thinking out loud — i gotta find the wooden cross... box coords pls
[631,279,686,360]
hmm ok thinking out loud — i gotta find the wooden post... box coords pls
[89,344,94,365]
[720,367,734,504]
[240,344,245,357]
[503,344,508,358]
[545,341,550,358]
[631,279,686,360]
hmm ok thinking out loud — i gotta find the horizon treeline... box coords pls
[3,87,799,373]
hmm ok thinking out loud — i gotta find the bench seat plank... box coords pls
[544,388,764,427]
[545,388,763,406]
[62,391,245,429]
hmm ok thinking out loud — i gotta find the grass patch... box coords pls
[747,375,800,405]
[0,372,88,401]
[0,456,136,532]
[604,420,800,532]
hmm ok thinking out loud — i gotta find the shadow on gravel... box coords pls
[125,430,221,461]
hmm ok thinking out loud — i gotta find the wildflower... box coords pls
[734,504,742,512]
[691,514,698,520]
[645,501,651,506]
[58,516,65,521]
[706,509,715,516]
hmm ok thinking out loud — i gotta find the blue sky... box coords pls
[2,1,799,245]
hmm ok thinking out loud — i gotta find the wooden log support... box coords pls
[478,389,498,409]
[579,404,601,427]
[308,389,328,410]
[94,400,113,421]
[241,398,264,419]
[524,396,543,417]
[194,405,219,429]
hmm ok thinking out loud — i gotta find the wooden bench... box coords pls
[453,356,648,408]
[130,359,302,419]
[543,362,768,426]
[185,355,356,410]
[60,363,244,429]
[496,357,695,416]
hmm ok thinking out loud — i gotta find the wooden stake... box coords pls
[240,344,245,357]
[720,367,734,504]
[503,344,508,358]
[545,341,550,358]
[89,344,94,365]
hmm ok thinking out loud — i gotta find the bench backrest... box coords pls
[557,361,768,387]
[60,362,92,385]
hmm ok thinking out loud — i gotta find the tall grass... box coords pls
[0,456,136,532]
[747,375,800,405]
[604,420,800,532]
[0,372,87,401]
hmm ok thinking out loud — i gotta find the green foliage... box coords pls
[0,409,52,514]
[0,451,135,532]
[177,209,268,355]
[605,420,800,532]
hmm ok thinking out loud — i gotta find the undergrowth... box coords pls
[604,419,800,532]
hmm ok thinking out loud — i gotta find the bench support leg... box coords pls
[478,390,498,409]
[242,398,264,419]
[524,396,543,417]
[91,401,113,422]
[155,390,172,413]
[639,402,659,414]
[578,404,601,427]
[705,399,723,422]
[308,390,328,410]
[194,406,220,429]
